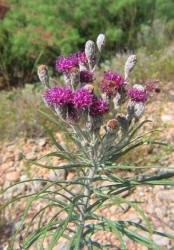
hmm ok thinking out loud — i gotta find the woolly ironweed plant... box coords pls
[1,34,174,250]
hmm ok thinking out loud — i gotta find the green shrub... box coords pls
[1,0,173,87]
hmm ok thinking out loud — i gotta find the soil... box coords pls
[0,81,174,249]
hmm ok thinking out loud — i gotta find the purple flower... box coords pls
[128,88,147,102]
[90,98,109,117]
[73,88,94,110]
[77,52,88,63]
[144,79,160,94]
[56,54,78,73]
[80,70,95,83]
[99,71,126,96]
[43,86,73,107]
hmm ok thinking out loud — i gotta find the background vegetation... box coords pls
[0,0,174,143]
[0,0,174,87]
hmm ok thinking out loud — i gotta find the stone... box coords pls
[49,169,66,181]
[157,190,174,202]
[38,138,48,148]
[15,151,23,161]
[121,203,130,212]
[152,234,170,246]
[56,243,67,250]
[5,171,20,182]
[129,215,141,224]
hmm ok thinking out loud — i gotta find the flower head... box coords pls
[144,79,160,94]
[80,70,95,83]
[90,98,109,117]
[73,88,94,110]
[99,71,126,96]
[56,54,78,73]
[43,86,73,107]
[77,52,88,63]
[128,87,147,102]
[37,65,50,88]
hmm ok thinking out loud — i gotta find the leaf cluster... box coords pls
[1,111,174,249]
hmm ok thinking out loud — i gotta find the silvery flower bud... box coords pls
[63,72,71,85]
[96,33,105,52]
[85,40,95,62]
[70,68,80,90]
[113,92,121,111]
[37,65,50,89]
[101,93,113,106]
[124,55,137,80]
[127,100,135,121]
[134,101,145,122]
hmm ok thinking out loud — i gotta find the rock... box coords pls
[152,234,170,246]
[56,243,67,250]
[49,169,66,181]
[157,190,174,202]
[15,151,23,161]
[120,190,131,198]
[129,215,141,224]
[32,179,45,192]
[38,138,48,148]
[5,171,20,182]
[71,184,82,195]
[121,203,130,212]
[161,114,173,123]
[155,207,167,217]
[20,175,32,191]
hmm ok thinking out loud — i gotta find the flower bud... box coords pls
[85,40,95,62]
[134,101,145,122]
[96,33,105,52]
[107,119,118,133]
[124,55,137,80]
[37,65,50,89]
[83,84,94,94]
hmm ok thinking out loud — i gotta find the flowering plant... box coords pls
[2,34,174,249]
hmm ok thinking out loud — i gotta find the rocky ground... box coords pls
[0,81,174,249]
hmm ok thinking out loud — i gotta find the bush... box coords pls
[1,0,173,87]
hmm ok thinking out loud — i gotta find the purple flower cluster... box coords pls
[56,52,90,73]
[77,52,88,63]
[80,70,94,83]
[104,71,126,87]
[43,85,109,118]
[144,79,160,94]
[43,86,73,107]
[90,98,109,117]
[99,71,126,96]
[128,88,147,102]
[56,54,78,73]
[73,88,94,110]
